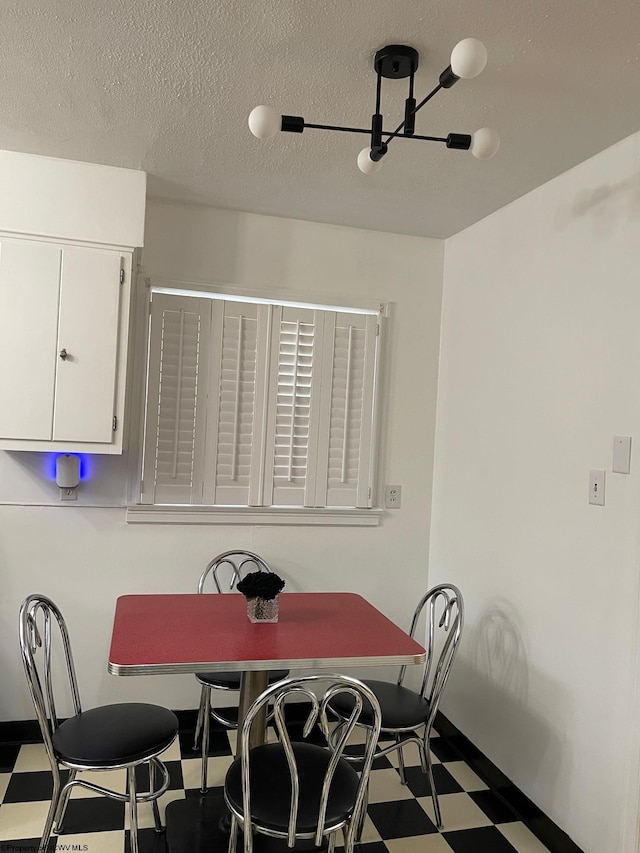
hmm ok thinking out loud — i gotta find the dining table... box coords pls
[108,591,426,853]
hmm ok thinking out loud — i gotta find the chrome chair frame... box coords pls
[329,584,464,829]
[192,549,289,793]
[224,673,382,853]
[19,594,177,853]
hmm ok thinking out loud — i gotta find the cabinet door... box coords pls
[53,247,122,443]
[0,239,61,439]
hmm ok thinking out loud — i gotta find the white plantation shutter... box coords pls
[140,287,382,510]
[141,294,211,504]
[203,300,268,506]
[315,312,378,507]
[263,306,322,507]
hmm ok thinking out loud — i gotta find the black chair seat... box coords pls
[225,742,359,833]
[328,587,463,834]
[330,679,430,730]
[196,669,289,689]
[52,703,178,768]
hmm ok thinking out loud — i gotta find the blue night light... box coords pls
[46,453,91,483]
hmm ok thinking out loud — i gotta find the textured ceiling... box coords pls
[1,0,639,238]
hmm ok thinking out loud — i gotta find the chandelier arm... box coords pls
[383,83,443,147]
[368,66,385,151]
[403,68,417,136]
[303,123,374,135]
[398,133,448,143]
[412,82,444,117]
[298,123,452,145]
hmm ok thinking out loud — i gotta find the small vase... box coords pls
[247,595,279,623]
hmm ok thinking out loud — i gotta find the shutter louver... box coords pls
[317,312,378,507]
[141,294,210,504]
[264,306,321,506]
[206,301,265,506]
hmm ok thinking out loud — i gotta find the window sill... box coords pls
[126,506,384,526]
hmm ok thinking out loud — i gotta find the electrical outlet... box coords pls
[385,484,402,509]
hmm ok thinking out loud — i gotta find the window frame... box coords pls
[126,277,388,526]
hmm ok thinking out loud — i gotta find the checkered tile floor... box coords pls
[0,717,553,853]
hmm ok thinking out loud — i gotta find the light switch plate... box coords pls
[589,470,605,506]
[613,436,632,474]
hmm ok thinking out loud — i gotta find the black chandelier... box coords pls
[248,38,499,174]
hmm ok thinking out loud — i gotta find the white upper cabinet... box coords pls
[53,246,124,443]
[0,240,60,440]
[0,151,146,454]
[0,238,131,452]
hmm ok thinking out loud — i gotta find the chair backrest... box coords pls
[238,673,382,851]
[399,584,464,730]
[197,550,273,594]
[19,594,82,767]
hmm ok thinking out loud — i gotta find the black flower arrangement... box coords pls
[236,571,286,601]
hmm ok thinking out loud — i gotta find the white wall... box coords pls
[0,201,444,721]
[431,130,640,853]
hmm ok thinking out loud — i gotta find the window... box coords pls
[138,287,382,511]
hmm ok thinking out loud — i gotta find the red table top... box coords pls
[108,592,425,676]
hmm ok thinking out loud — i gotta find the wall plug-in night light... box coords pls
[56,454,80,500]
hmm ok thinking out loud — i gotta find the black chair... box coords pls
[19,593,178,853]
[328,584,464,829]
[192,550,289,792]
[224,673,382,853]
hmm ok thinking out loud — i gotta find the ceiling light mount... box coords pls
[248,38,500,175]
[374,45,419,79]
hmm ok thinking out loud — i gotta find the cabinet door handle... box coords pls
[59,348,68,360]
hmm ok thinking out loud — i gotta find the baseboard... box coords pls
[0,718,43,744]
[435,711,585,853]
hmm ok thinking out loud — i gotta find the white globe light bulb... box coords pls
[248,105,281,140]
[357,148,383,175]
[470,127,500,159]
[450,38,488,79]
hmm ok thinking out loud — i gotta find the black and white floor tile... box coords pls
[0,718,554,853]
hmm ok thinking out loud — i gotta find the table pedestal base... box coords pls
[166,796,228,853]
[166,796,327,853]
